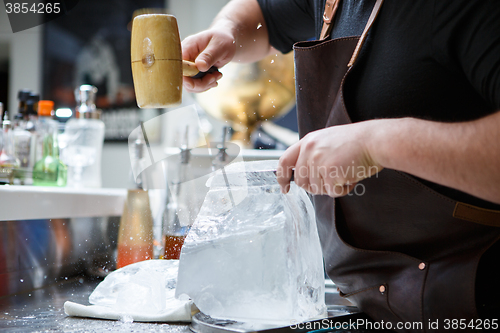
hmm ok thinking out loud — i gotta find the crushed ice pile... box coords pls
[175,160,327,324]
[64,260,195,322]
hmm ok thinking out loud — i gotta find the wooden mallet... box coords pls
[131,14,217,108]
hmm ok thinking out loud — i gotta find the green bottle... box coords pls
[33,101,67,187]
[33,133,67,186]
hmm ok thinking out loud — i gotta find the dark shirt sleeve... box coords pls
[256,0,316,53]
[432,0,500,109]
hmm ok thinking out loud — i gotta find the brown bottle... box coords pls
[116,189,154,269]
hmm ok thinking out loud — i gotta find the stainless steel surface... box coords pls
[75,85,101,119]
[189,281,360,333]
[190,311,383,333]
[0,277,191,332]
[0,216,120,298]
[191,313,278,333]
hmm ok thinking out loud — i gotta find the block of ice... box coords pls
[175,160,326,324]
[88,259,188,318]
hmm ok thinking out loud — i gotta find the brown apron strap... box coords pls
[320,0,340,40]
[319,0,384,63]
[348,0,384,67]
[453,202,500,227]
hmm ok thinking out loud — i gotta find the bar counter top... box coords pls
[0,277,379,333]
[0,276,386,333]
[0,186,126,221]
[0,276,191,332]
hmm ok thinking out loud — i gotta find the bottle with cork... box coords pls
[62,85,104,188]
[32,100,67,186]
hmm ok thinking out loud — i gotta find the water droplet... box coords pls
[258,94,261,97]
[120,314,134,323]
[130,237,133,240]
[142,54,155,67]
[20,279,24,282]
[270,59,274,64]
[142,37,155,68]
[257,23,262,29]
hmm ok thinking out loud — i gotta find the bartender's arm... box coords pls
[181,0,272,93]
[182,0,500,205]
[277,111,500,205]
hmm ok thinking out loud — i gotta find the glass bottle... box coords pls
[0,108,21,185]
[13,92,39,185]
[32,100,67,186]
[35,100,59,158]
[116,189,154,269]
[62,85,105,188]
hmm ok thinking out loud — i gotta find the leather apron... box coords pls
[293,0,500,330]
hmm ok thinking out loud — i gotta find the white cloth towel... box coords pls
[64,299,195,322]
[64,259,197,322]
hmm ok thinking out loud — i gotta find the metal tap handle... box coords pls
[216,126,231,163]
[180,125,191,165]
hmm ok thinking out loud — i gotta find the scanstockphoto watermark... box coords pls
[290,318,499,331]
[289,318,423,331]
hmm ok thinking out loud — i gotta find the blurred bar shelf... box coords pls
[0,186,126,221]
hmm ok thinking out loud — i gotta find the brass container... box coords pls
[196,52,296,146]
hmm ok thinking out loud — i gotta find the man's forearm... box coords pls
[371,111,500,204]
[211,0,272,63]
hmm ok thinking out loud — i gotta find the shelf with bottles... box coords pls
[1,85,106,188]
